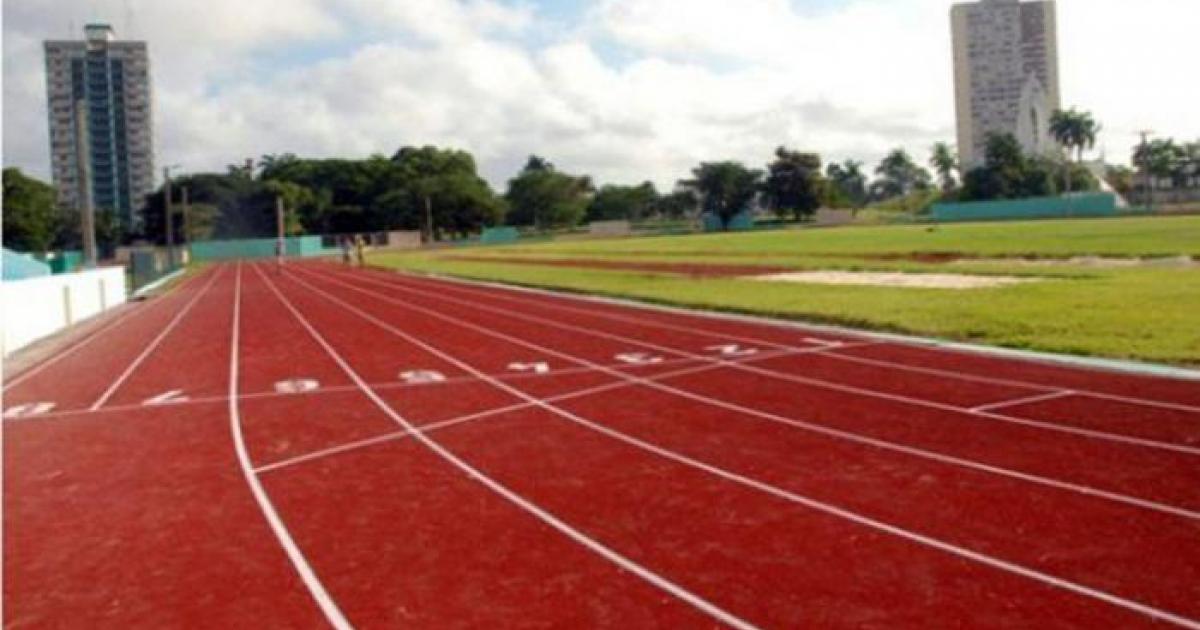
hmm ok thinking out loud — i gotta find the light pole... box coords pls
[74,99,98,268]
[1135,131,1154,210]
[163,164,183,265]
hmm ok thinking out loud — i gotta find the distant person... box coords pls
[274,237,284,271]
[354,235,365,267]
[340,237,352,264]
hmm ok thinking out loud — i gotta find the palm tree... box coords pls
[929,142,958,192]
[1049,108,1101,196]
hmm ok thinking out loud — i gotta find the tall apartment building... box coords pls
[951,0,1061,168]
[44,24,154,229]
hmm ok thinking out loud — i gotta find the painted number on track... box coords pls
[400,370,447,384]
[706,344,760,358]
[615,352,664,366]
[275,379,321,394]
[3,402,56,419]
[144,389,190,406]
[508,362,550,374]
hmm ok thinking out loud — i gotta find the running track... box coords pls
[4,261,1199,629]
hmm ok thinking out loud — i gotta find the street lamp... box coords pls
[163,163,183,264]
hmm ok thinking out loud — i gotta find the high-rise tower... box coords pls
[951,0,1061,168]
[44,24,154,229]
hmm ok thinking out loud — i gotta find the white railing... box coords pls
[1,267,127,356]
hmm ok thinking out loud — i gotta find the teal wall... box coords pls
[703,211,754,231]
[2,248,52,281]
[930,194,1134,222]
[190,236,336,262]
[480,227,520,244]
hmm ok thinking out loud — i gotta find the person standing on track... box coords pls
[274,237,284,272]
[340,236,352,264]
[354,234,366,267]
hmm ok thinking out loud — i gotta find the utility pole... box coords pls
[276,195,285,239]
[181,185,191,261]
[74,99,97,268]
[163,166,174,264]
[1136,130,1154,210]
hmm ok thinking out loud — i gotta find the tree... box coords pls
[1049,108,1101,195]
[680,161,763,229]
[504,156,593,230]
[656,189,699,220]
[872,149,932,200]
[263,180,314,236]
[143,172,275,242]
[1105,165,1135,197]
[586,182,659,223]
[825,160,869,208]
[761,147,824,222]
[930,142,958,192]
[959,133,1057,201]
[387,146,503,241]
[2,168,63,252]
[1133,138,1186,204]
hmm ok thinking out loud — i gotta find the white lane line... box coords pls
[972,390,1077,413]
[819,349,1200,415]
[255,349,805,475]
[354,265,1200,415]
[302,266,1200,457]
[293,265,1200,521]
[257,264,764,630]
[3,269,205,393]
[88,266,226,411]
[288,265,1200,630]
[227,263,355,630]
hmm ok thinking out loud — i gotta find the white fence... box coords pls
[2,267,127,357]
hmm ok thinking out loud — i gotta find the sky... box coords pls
[4,0,1198,190]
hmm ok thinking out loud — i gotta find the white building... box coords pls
[951,0,1061,168]
[44,24,154,230]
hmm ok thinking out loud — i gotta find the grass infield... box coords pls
[372,216,1200,367]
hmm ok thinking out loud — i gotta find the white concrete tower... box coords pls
[951,0,1061,168]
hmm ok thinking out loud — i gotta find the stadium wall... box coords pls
[2,266,127,356]
[929,193,1145,222]
[190,236,337,261]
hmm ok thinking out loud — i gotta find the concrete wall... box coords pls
[588,220,633,237]
[2,266,127,356]
[930,193,1124,222]
[813,209,856,227]
[384,231,424,250]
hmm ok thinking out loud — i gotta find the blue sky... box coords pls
[4,0,1198,189]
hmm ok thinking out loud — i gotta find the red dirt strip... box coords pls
[283,262,1199,629]
[443,255,793,277]
[3,266,222,414]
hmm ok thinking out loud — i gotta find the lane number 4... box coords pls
[705,344,759,358]
[400,370,447,384]
[615,352,664,365]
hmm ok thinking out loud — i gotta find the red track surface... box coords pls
[5,261,1199,629]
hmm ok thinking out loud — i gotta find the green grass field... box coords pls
[371,216,1200,367]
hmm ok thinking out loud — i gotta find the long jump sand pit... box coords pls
[753,271,1039,289]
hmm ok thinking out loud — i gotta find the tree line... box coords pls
[6,110,1198,251]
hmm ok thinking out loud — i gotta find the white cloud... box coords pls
[4,0,1199,193]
